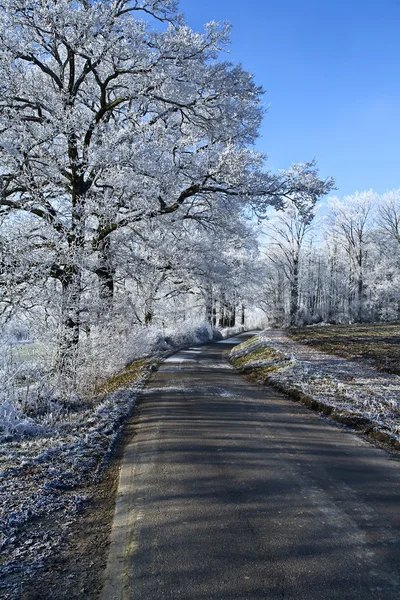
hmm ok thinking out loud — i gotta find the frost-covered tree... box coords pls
[112,208,260,328]
[372,189,400,319]
[329,191,375,323]
[0,0,333,385]
[261,194,319,325]
[259,188,400,326]
[377,190,400,248]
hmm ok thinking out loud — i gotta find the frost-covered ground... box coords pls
[0,367,154,599]
[231,330,400,449]
[0,324,246,598]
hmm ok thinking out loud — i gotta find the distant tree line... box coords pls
[261,189,400,326]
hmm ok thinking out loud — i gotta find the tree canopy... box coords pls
[0,0,334,384]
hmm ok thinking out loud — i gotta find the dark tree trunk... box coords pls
[290,257,299,326]
[144,310,153,326]
[218,301,225,328]
[212,300,217,327]
[55,145,86,385]
[273,275,285,325]
[96,237,115,314]
[205,287,213,325]
[230,303,236,328]
[357,269,363,323]
[57,267,82,386]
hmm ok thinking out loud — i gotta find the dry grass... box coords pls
[230,346,278,369]
[95,358,156,396]
[229,339,289,385]
[288,324,400,375]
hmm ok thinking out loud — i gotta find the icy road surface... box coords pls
[102,333,400,600]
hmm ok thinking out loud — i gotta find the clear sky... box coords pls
[179,0,400,198]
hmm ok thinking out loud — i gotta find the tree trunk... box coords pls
[275,275,285,325]
[205,286,213,325]
[218,301,225,328]
[357,268,363,323]
[328,250,338,322]
[57,268,82,387]
[96,237,115,315]
[57,183,85,386]
[144,311,153,325]
[290,257,299,326]
[212,300,217,327]
[348,266,354,321]
[230,303,236,328]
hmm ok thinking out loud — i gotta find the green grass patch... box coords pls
[245,364,284,382]
[231,345,278,369]
[235,337,261,350]
[95,358,157,396]
[288,324,400,374]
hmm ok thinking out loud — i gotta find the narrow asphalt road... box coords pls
[101,333,400,600]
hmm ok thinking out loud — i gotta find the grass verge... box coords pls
[95,358,157,396]
[230,334,400,453]
[0,357,158,600]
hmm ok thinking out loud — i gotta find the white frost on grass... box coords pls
[0,369,152,598]
[0,400,41,436]
[0,321,233,597]
[232,330,400,442]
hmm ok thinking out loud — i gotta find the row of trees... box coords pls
[261,189,400,326]
[0,0,333,390]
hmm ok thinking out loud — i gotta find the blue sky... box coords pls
[179,0,400,198]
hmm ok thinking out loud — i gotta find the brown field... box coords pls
[288,324,400,375]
